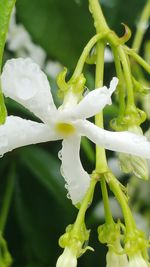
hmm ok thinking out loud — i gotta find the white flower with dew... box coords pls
[129,252,148,267]
[1,58,150,204]
[56,247,77,267]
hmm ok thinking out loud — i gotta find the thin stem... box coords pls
[73,177,97,232]
[112,47,125,117]
[100,177,113,224]
[132,0,150,52]
[118,46,135,108]
[89,0,110,33]
[126,47,150,74]
[106,173,136,233]
[81,137,95,163]
[71,33,104,80]
[95,41,108,173]
[0,165,15,233]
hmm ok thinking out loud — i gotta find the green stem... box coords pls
[132,0,150,52]
[71,33,104,80]
[126,47,150,74]
[89,0,110,33]
[112,47,125,117]
[118,46,135,108]
[81,137,95,163]
[100,177,113,224]
[0,165,15,233]
[106,173,136,233]
[73,177,97,232]
[95,41,108,173]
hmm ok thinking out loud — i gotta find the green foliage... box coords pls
[0,0,149,266]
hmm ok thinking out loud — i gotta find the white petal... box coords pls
[60,77,118,120]
[0,116,60,155]
[56,248,77,267]
[1,58,56,124]
[129,253,148,267]
[60,135,90,205]
[75,120,150,159]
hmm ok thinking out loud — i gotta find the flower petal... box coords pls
[75,120,150,159]
[60,77,118,121]
[0,116,60,155]
[1,58,56,124]
[60,135,90,205]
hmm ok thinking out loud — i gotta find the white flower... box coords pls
[129,252,148,267]
[1,58,150,204]
[104,47,113,63]
[56,247,77,267]
[106,241,129,267]
[45,61,63,79]
[7,8,46,67]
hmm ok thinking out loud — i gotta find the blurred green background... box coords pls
[1,0,149,266]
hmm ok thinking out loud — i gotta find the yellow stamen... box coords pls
[55,122,75,136]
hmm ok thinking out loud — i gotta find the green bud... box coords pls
[58,223,92,258]
[97,222,121,244]
[118,126,149,180]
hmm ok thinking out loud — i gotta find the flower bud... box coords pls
[118,126,149,180]
[56,247,77,267]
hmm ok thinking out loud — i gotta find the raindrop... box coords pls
[16,76,37,100]
[65,183,69,190]
[60,166,65,177]
[67,192,71,199]
[58,150,62,160]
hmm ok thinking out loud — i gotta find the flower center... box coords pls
[55,122,75,136]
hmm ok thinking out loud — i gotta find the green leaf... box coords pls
[0,0,16,124]
[16,0,94,68]
[0,0,16,69]
[20,146,73,211]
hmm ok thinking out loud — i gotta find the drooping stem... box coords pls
[100,177,113,224]
[73,177,97,233]
[95,41,108,173]
[118,46,135,108]
[106,173,136,233]
[112,47,125,117]
[71,33,104,80]
[0,165,15,233]
[132,0,150,53]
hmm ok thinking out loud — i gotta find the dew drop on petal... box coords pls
[60,166,65,177]
[16,76,38,100]
[65,183,69,190]
[67,192,71,199]
[58,150,62,160]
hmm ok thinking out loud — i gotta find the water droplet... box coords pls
[65,183,68,189]
[83,87,89,97]
[58,150,62,160]
[60,166,64,177]
[67,192,71,199]
[16,76,37,100]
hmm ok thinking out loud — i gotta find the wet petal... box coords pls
[0,116,60,155]
[1,58,56,124]
[75,120,150,159]
[60,77,118,121]
[60,135,90,205]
